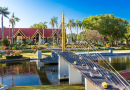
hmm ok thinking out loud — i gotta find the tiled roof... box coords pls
[0,28,62,38]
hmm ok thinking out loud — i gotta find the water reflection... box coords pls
[0,61,61,86]
[98,55,130,71]
[98,55,130,82]
[0,55,130,86]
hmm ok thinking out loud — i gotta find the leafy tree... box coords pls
[125,24,130,45]
[0,7,10,40]
[9,13,20,44]
[75,19,82,41]
[49,16,58,44]
[2,39,10,46]
[78,30,102,44]
[30,21,47,29]
[82,14,128,46]
[67,19,75,41]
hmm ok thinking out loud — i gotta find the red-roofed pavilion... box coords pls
[0,28,63,44]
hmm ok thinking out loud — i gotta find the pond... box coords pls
[0,55,130,86]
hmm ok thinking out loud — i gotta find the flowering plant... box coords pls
[6,49,10,55]
[3,46,8,50]
[13,51,21,56]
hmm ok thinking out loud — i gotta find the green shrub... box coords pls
[12,47,16,50]
[121,46,125,50]
[2,39,10,46]
[6,55,23,59]
[53,43,57,47]
[44,43,50,46]
[0,84,3,88]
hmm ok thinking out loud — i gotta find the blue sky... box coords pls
[0,0,130,34]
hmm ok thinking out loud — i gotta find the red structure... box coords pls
[0,28,62,44]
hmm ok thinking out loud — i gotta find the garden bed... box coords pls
[6,55,23,59]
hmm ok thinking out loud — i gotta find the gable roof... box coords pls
[0,28,62,39]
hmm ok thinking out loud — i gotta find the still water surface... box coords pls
[0,55,130,86]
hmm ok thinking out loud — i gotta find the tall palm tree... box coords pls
[0,7,10,40]
[9,13,20,44]
[75,19,80,41]
[75,19,82,41]
[40,21,47,44]
[67,19,75,42]
[49,16,58,44]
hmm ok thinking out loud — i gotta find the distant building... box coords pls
[0,28,63,44]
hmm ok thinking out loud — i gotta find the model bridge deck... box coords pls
[45,47,130,90]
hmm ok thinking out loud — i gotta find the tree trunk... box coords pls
[12,24,14,44]
[1,14,4,40]
[77,26,78,42]
[52,27,54,44]
[43,28,44,44]
[126,39,128,46]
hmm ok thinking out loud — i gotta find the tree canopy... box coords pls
[82,14,128,45]
[0,7,10,40]
[30,22,47,29]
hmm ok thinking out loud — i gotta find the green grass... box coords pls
[8,84,85,90]
[0,52,51,60]
[21,52,51,58]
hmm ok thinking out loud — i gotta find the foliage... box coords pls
[124,24,130,45]
[67,19,75,39]
[13,51,21,56]
[0,84,3,88]
[12,47,16,50]
[6,55,22,59]
[44,43,50,46]
[53,43,57,47]
[49,16,58,28]
[2,39,10,46]
[82,14,128,46]
[3,46,8,50]
[30,21,47,29]
[78,30,102,44]
[0,7,10,40]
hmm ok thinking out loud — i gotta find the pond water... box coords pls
[0,55,130,86]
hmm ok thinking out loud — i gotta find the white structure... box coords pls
[85,78,98,90]
[36,50,42,59]
[58,56,69,80]
[69,65,82,84]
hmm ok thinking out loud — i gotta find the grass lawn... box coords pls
[8,84,85,90]
[21,52,51,58]
[0,52,51,60]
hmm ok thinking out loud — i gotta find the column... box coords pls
[69,65,82,84]
[58,56,69,80]
[36,50,42,59]
[85,78,99,90]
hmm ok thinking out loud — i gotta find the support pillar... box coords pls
[69,65,82,84]
[36,60,43,70]
[85,78,98,90]
[58,56,69,80]
[36,50,42,59]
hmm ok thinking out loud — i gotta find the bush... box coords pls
[121,46,125,50]
[44,43,50,46]
[53,43,57,47]
[2,39,10,46]
[6,55,23,59]
[12,47,16,50]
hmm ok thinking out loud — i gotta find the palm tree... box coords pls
[67,19,75,42]
[0,7,10,40]
[75,19,82,41]
[40,21,47,44]
[75,19,80,41]
[49,16,58,44]
[9,13,20,44]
